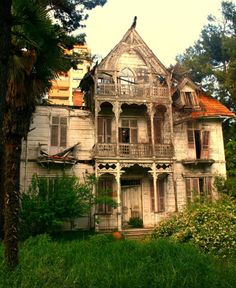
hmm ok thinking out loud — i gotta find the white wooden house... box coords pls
[20,21,234,231]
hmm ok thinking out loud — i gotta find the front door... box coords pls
[121,180,142,226]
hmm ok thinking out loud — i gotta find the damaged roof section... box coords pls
[38,142,80,166]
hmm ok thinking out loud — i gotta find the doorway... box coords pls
[121,179,142,226]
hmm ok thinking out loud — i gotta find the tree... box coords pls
[174,1,236,112]
[0,0,107,268]
[0,0,12,240]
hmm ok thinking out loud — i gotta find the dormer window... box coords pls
[183,91,198,107]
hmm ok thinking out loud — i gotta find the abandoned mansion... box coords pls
[20,22,235,231]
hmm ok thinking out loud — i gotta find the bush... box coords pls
[128,216,144,228]
[20,174,117,239]
[153,196,236,257]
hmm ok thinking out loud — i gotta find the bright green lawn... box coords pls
[0,234,236,288]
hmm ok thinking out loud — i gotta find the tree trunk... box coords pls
[3,138,21,268]
[0,0,12,240]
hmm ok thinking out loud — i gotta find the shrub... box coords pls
[20,174,117,239]
[128,216,144,228]
[153,196,236,257]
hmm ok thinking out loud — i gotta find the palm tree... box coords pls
[0,0,12,241]
[1,0,107,267]
[2,0,75,267]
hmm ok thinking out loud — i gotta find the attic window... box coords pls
[183,91,198,107]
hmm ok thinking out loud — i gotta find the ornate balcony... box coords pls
[95,143,173,159]
[96,83,170,103]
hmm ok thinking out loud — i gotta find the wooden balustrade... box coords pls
[96,83,169,101]
[95,143,173,158]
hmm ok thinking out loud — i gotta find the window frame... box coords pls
[185,177,212,202]
[50,116,67,148]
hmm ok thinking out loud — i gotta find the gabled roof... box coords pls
[191,94,235,119]
[98,21,169,77]
[177,77,200,91]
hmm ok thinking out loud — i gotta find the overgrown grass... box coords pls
[1,234,236,288]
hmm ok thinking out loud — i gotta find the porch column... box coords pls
[113,102,121,156]
[152,163,158,225]
[147,104,155,155]
[116,163,122,231]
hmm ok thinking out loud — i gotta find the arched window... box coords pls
[120,68,135,84]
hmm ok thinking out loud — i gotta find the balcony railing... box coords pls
[95,143,116,157]
[155,144,174,158]
[119,143,152,157]
[96,83,169,101]
[95,143,173,158]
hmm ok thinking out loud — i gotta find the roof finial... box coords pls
[131,16,137,29]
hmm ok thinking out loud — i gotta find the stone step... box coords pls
[122,228,153,240]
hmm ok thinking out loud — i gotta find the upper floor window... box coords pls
[182,91,199,107]
[51,116,67,147]
[120,68,135,85]
[119,119,138,143]
[187,122,210,159]
[97,117,112,143]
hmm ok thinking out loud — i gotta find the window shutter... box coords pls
[201,131,210,159]
[185,178,191,202]
[97,117,104,143]
[158,178,165,212]
[51,125,59,146]
[149,179,155,212]
[119,127,123,143]
[192,178,199,195]
[154,117,163,144]
[106,118,112,143]
[60,124,67,147]
[187,129,195,148]
[206,177,212,198]
[146,116,152,143]
[106,178,113,213]
[130,128,138,143]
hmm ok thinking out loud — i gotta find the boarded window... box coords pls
[51,116,67,147]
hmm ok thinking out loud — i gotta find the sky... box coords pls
[82,0,233,67]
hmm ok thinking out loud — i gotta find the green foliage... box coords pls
[1,235,236,287]
[153,196,236,257]
[128,216,144,228]
[225,140,236,176]
[20,174,117,239]
[214,175,236,198]
[174,1,236,110]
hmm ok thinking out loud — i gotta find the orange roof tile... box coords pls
[191,94,235,119]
